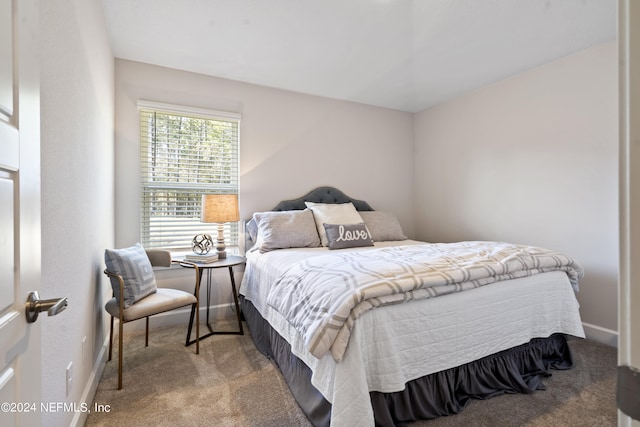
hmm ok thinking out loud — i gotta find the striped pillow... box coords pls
[104,243,157,308]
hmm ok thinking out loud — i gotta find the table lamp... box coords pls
[201,194,239,259]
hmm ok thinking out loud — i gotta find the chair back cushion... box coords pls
[105,243,157,308]
[145,249,172,267]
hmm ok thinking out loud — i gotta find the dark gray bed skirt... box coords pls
[240,296,574,427]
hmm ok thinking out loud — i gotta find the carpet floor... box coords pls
[85,323,617,426]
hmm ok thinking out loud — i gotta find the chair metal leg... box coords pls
[108,315,114,361]
[196,296,200,354]
[118,317,123,390]
[145,317,149,347]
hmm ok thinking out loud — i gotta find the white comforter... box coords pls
[266,241,582,362]
[239,241,585,427]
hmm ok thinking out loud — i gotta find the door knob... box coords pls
[25,291,68,323]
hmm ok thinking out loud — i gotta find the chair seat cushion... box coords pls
[105,288,197,322]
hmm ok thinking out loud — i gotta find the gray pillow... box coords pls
[323,223,374,250]
[104,243,157,308]
[246,217,258,243]
[359,211,407,241]
[254,209,321,252]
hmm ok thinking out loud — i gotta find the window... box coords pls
[138,101,240,249]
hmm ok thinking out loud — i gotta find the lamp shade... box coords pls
[201,194,240,223]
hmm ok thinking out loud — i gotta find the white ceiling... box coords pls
[101,0,616,113]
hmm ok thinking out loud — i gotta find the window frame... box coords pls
[137,100,241,251]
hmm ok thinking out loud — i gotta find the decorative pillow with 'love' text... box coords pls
[323,223,374,250]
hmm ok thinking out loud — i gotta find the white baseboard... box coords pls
[582,321,618,347]
[69,334,110,427]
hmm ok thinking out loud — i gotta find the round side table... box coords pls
[177,255,245,348]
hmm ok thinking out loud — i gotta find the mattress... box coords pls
[239,240,585,426]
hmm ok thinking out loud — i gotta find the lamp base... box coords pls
[216,223,227,259]
[216,249,227,259]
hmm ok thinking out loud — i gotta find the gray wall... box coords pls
[114,59,416,245]
[40,1,114,425]
[413,42,618,344]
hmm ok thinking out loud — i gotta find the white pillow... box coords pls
[304,202,364,246]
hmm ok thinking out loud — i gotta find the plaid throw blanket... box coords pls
[266,241,583,361]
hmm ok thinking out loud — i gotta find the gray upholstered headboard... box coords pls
[243,186,374,253]
[271,186,374,212]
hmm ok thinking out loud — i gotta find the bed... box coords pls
[239,186,585,427]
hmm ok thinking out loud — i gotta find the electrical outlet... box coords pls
[66,362,73,396]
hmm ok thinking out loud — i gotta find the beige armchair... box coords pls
[104,246,200,389]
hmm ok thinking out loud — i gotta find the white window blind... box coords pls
[138,101,240,249]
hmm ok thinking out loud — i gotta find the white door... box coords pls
[0,0,42,425]
[619,1,640,425]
